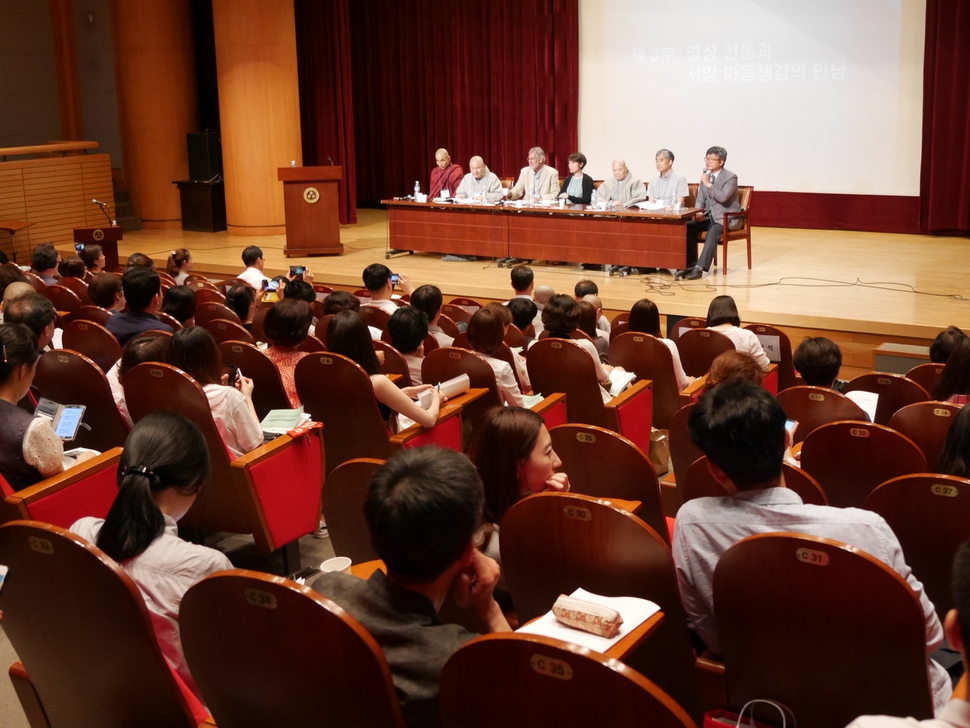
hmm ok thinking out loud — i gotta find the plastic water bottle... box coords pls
[414,181,420,200]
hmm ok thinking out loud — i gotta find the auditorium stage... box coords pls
[120,208,970,377]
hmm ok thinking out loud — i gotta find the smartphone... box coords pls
[74,242,85,253]
[54,405,85,441]
[785,419,798,439]
[390,273,401,285]
[289,265,306,277]
[267,280,280,291]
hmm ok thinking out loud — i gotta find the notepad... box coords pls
[845,390,878,423]
[608,369,637,397]
[260,408,310,436]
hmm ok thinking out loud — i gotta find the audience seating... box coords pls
[436,312,461,338]
[440,633,696,728]
[676,328,735,378]
[193,287,226,305]
[865,473,970,620]
[154,311,183,331]
[0,448,121,527]
[297,334,326,353]
[33,349,129,452]
[372,340,413,386]
[500,492,700,721]
[609,321,629,341]
[503,323,526,348]
[60,319,122,373]
[185,274,218,289]
[776,386,867,444]
[322,457,383,564]
[669,403,703,500]
[218,341,292,419]
[611,311,629,328]
[888,400,962,469]
[42,284,82,319]
[448,296,483,312]
[527,338,653,454]
[251,305,269,342]
[843,372,930,426]
[681,456,827,506]
[358,304,391,331]
[57,276,91,306]
[23,271,46,293]
[72,305,113,326]
[743,323,796,390]
[180,569,406,728]
[0,521,207,728]
[422,346,506,435]
[800,420,927,508]
[549,423,668,543]
[439,303,472,326]
[203,318,256,345]
[609,331,683,430]
[713,532,934,727]
[157,271,177,287]
[906,362,945,397]
[669,316,706,341]
[195,301,242,326]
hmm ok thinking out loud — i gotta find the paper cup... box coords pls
[320,556,352,575]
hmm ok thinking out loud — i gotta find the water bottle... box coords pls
[414,180,420,200]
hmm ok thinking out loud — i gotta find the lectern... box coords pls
[74,226,121,271]
[277,166,343,256]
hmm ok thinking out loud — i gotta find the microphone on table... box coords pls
[91,199,113,226]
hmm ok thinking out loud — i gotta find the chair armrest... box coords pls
[695,650,727,715]
[445,388,488,411]
[9,662,51,728]
[12,448,123,504]
[390,402,465,451]
[679,374,707,405]
[608,380,652,454]
[609,378,652,407]
[721,209,748,234]
[530,392,567,427]
[763,363,779,394]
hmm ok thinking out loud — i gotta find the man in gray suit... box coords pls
[678,146,743,280]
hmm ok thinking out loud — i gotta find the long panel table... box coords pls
[385,200,699,269]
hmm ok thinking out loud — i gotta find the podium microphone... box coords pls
[91,199,113,226]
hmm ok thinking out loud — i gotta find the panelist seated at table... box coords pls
[430,148,463,200]
[593,159,647,208]
[558,152,594,205]
[647,148,689,207]
[509,146,560,202]
[455,156,503,203]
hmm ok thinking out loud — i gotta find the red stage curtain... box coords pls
[920,0,970,233]
[295,0,358,225]
[348,0,579,204]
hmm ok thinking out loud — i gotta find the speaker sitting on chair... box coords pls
[187,131,222,182]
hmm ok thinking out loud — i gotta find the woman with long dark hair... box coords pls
[934,337,970,406]
[627,298,691,389]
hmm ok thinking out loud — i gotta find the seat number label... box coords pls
[244,588,277,609]
[931,484,958,498]
[575,432,596,443]
[563,506,592,521]
[530,654,573,680]
[796,548,830,566]
[849,428,869,438]
[28,536,54,555]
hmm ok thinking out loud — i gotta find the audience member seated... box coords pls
[327,310,440,430]
[126,252,155,270]
[78,243,105,274]
[573,279,610,332]
[388,306,429,385]
[577,300,609,364]
[70,412,233,702]
[362,263,415,316]
[580,294,610,339]
[225,283,256,332]
[87,272,125,314]
[0,283,33,326]
[108,333,172,428]
[169,327,262,457]
[237,245,268,288]
[411,285,453,347]
[792,336,847,391]
[322,290,382,341]
[166,248,193,285]
[263,298,311,407]
[158,285,196,326]
[627,298,692,390]
[280,278,317,335]
[932,326,968,365]
[507,297,537,345]
[542,294,617,402]
[483,303,530,389]
[672,380,951,711]
[935,338,970,406]
[532,284,555,337]
[510,265,534,300]
[705,294,771,371]
[57,255,86,281]
[31,242,60,285]
[0,266,28,322]
[701,350,764,396]
[936,403,970,477]
[0,323,96,491]
[310,447,511,728]
[106,267,173,347]
[4,293,58,350]
[467,308,525,406]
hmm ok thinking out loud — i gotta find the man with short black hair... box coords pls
[507,297,538,343]
[105,267,172,346]
[311,447,510,728]
[30,243,59,285]
[238,245,268,289]
[793,336,847,392]
[362,263,414,316]
[3,293,57,350]
[673,380,951,711]
[388,306,429,385]
[510,265,534,299]
[573,281,609,333]
[411,285,453,347]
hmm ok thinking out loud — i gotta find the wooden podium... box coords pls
[278,166,343,256]
[74,226,122,271]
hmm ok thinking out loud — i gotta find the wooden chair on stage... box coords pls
[42,284,82,320]
[888,400,961,469]
[668,403,702,503]
[776,385,867,444]
[677,329,735,378]
[180,570,406,728]
[73,305,113,327]
[682,456,827,506]
[866,473,970,619]
[690,185,753,273]
[0,521,207,728]
[60,319,122,374]
[153,311,183,331]
[322,458,384,564]
[437,312,462,338]
[33,349,129,452]
[800,420,926,508]
[843,372,930,426]
[218,340,291,420]
[195,301,241,326]
[669,316,706,341]
[193,287,226,305]
[440,303,472,326]
[743,323,796,391]
[907,362,945,397]
[440,633,696,728]
[57,277,91,306]
[203,318,256,345]
[713,532,934,728]
[372,340,413,386]
[609,331,683,430]
[358,305,391,331]
[500,492,701,722]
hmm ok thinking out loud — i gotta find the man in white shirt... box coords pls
[237,245,269,289]
[456,156,503,203]
[594,159,647,208]
[509,147,559,201]
[387,306,427,385]
[648,149,688,206]
[410,285,453,347]
[361,263,415,317]
[673,381,952,713]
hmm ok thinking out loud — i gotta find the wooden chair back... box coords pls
[776,385,867,444]
[549,423,667,543]
[452,331,470,349]
[437,312,461,338]
[609,321,629,341]
[73,305,113,326]
[203,318,256,345]
[57,276,91,305]
[609,331,681,429]
[843,372,929,426]
[611,311,630,328]
[500,492,700,720]
[358,304,391,331]
[250,304,269,342]
[743,323,796,390]
[23,271,46,292]
[61,319,122,373]
[439,633,696,728]
[492,341,525,390]
[33,349,129,452]
[297,334,326,353]
[422,347,502,409]
[448,296,483,312]
[372,340,412,386]
[219,341,291,419]
[676,328,735,378]
[669,403,702,503]
[180,570,406,728]
[195,301,241,326]
[504,323,526,348]
[153,311,183,331]
[800,420,927,508]
[907,362,945,396]
[668,315,706,340]
[889,400,962,469]
[0,521,201,728]
[440,303,472,326]
[865,473,970,619]
[193,287,226,305]
[157,271,177,287]
[527,338,614,430]
[713,532,934,727]
[42,284,82,316]
[682,456,827,506]
[184,274,216,287]
[322,458,384,564]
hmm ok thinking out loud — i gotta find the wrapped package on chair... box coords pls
[551,594,624,638]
